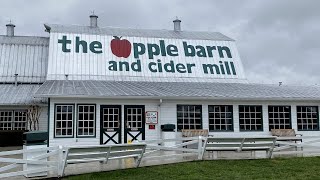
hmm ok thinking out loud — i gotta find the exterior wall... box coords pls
[48,98,160,147]
[161,100,320,138]
[48,98,320,147]
[38,106,48,131]
[0,105,47,131]
[0,37,49,83]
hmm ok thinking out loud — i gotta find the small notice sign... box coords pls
[146,111,158,124]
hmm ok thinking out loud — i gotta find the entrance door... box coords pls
[100,105,121,144]
[124,105,145,143]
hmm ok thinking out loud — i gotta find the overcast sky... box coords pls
[0,0,319,85]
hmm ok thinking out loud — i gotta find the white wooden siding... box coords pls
[38,107,48,131]
[0,105,47,131]
[47,33,247,82]
[47,98,320,147]
[48,98,160,147]
[162,100,320,138]
[0,43,49,83]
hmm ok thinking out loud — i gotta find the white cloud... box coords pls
[0,0,319,85]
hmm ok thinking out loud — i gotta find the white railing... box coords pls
[137,136,206,161]
[273,136,320,156]
[2,136,320,179]
[0,146,63,179]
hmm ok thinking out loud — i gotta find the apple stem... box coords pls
[113,36,122,40]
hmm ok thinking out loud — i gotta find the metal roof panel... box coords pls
[0,36,49,83]
[44,24,234,41]
[0,84,47,105]
[34,80,320,101]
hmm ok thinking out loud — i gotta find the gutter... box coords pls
[33,94,320,102]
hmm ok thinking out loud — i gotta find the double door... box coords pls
[100,105,145,144]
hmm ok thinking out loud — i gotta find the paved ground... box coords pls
[0,142,318,180]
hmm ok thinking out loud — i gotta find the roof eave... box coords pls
[33,94,320,102]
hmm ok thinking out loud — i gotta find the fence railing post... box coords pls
[57,146,64,177]
[197,136,203,160]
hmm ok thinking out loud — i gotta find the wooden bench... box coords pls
[61,143,146,176]
[181,129,209,148]
[203,137,276,159]
[271,129,302,142]
[182,129,209,137]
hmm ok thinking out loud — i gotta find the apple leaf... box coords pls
[113,36,122,40]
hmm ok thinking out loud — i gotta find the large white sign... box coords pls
[47,33,246,82]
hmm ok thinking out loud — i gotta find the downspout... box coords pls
[47,98,50,147]
[158,99,162,140]
[14,74,18,86]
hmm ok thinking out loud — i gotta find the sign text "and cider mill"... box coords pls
[57,35,237,75]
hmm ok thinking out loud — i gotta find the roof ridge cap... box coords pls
[45,23,226,35]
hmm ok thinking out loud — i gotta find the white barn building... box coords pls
[1,15,320,147]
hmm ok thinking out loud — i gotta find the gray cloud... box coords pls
[0,0,319,85]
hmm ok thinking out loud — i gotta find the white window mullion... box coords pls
[77,105,95,137]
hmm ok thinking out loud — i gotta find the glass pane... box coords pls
[68,106,72,112]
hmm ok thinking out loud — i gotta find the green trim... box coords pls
[268,105,292,131]
[100,105,122,144]
[176,104,203,131]
[53,103,75,138]
[239,105,264,131]
[239,129,264,132]
[47,98,50,147]
[124,105,145,143]
[209,130,234,132]
[208,105,234,132]
[26,141,48,146]
[76,104,97,138]
[296,106,319,131]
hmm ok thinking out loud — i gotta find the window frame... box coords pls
[101,105,122,130]
[176,104,202,131]
[13,110,28,131]
[296,106,319,131]
[208,105,234,132]
[125,106,144,129]
[0,110,27,131]
[76,104,96,138]
[54,104,75,138]
[268,105,292,131]
[239,105,263,132]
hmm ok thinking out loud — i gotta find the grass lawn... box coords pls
[64,157,320,180]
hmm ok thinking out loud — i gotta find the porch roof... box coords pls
[0,84,47,105]
[34,80,320,101]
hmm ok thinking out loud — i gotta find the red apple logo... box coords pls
[110,36,131,58]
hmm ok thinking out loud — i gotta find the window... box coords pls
[297,106,319,131]
[268,106,291,130]
[126,107,143,128]
[0,111,27,131]
[102,107,120,129]
[77,105,96,137]
[208,105,233,131]
[13,111,28,130]
[239,105,263,131]
[55,105,74,137]
[177,105,202,130]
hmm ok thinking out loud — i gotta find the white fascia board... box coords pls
[33,94,320,102]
